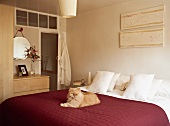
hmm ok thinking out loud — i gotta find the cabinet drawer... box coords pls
[13,89,49,97]
[14,77,49,93]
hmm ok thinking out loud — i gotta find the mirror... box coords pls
[14,37,30,60]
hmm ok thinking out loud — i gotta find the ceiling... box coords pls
[0,0,132,15]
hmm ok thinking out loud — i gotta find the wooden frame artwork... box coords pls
[18,65,28,76]
[120,28,163,48]
[121,6,164,30]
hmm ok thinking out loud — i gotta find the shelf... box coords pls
[16,16,27,19]
[29,23,38,27]
[28,12,38,27]
[17,17,27,26]
[16,10,27,18]
[16,10,27,26]
[39,14,48,28]
[49,16,57,29]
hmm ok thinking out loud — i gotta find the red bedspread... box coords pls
[1,90,170,126]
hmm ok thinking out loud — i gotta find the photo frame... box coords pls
[18,65,28,76]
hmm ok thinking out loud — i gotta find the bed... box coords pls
[1,89,170,126]
[1,72,170,126]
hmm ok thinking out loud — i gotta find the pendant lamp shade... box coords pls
[59,0,77,18]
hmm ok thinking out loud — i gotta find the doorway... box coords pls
[41,32,58,91]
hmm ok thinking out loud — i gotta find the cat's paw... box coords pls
[60,103,65,107]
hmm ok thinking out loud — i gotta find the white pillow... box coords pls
[123,74,155,101]
[147,79,162,100]
[87,71,114,94]
[107,73,121,92]
[155,80,170,98]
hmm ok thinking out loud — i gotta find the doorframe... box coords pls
[39,29,61,90]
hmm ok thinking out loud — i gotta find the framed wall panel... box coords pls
[120,29,163,48]
[121,6,164,30]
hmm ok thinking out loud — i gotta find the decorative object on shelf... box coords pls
[88,72,92,84]
[18,72,22,77]
[25,46,40,75]
[18,65,28,76]
[25,46,40,62]
[59,0,77,18]
[30,61,35,75]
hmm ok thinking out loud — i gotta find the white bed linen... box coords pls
[80,86,170,122]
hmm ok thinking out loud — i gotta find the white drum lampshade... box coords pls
[59,0,77,18]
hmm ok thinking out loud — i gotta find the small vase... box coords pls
[30,61,35,75]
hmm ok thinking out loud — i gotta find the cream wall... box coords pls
[67,0,170,82]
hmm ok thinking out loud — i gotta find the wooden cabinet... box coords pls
[13,75,49,97]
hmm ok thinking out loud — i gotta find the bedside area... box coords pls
[13,74,49,97]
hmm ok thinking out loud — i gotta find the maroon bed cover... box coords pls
[1,90,170,126]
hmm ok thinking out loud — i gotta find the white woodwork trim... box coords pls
[15,7,59,30]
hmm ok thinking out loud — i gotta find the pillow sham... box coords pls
[147,79,162,100]
[107,73,121,92]
[155,80,170,98]
[123,74,155,101]
[87,71,114,94]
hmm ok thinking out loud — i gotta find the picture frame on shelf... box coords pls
[18,65,28,76]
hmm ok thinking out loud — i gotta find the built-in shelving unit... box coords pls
[15,8,57,30]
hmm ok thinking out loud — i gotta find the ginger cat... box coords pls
[60,88,100,108]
